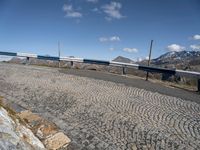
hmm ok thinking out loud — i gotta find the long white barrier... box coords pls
[60,57,84,63]
[17,52,37,58]
[109,61,139,69]
[176,70,200,78]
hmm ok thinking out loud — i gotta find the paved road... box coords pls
[0,63,200,150]
[60,69,200,104]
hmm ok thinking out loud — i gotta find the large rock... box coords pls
[0,107,45,150]
[44,132,71,150]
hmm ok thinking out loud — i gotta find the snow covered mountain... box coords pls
[152,51,200,65]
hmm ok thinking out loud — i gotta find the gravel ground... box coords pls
[0,63,200,150]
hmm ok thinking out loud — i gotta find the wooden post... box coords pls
[122,67,126,75]
[198,79,200,92]
[70,61,73,67]
[26,57,30,65]
[146,40,153,81]
[58,41,61,68]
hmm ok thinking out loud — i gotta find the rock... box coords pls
[0,107,45,150]
[18,110,58,139]
[44,132,71,150]
[36,123,57,139]
[1,92,71,150]
[132,144,137,150]
[17,110,42,125]
[17,125,45,149]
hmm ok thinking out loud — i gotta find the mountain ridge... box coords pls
[112,56,135,64]
[152,51,200,65]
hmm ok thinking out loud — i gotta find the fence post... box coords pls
[70,61,73,68]
[122,67,126,75]
[58,41,61,68]
[26,57,30,65]
[146,40,153,81]
[198,79,200,92]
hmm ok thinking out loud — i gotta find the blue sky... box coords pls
[0,0,200,61]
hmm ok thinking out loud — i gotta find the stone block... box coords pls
[44,132,71,150]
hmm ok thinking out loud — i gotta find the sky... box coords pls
[0,0,200,61]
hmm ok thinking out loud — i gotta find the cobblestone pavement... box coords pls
[0,63,200,150]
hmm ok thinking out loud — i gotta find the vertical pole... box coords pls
[122,67,126,75]
[58,41,61,68]
[198,79,200,92]
[70,61,73,68]
[146,40,153,81]
[26,57,30,65]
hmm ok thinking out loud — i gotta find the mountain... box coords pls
[151,51,200,65]
[113,56,135,64]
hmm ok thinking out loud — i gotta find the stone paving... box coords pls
[0,63,200,150]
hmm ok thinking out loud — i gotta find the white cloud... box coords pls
[102,2,124,20]
[190,44,200,50]
[167,44,185,52]
[86,0,98,3]
[99,37,108,42]
[110,36,120,41]
[63,4,82,18]
[123,48,138,53]
[192,34,200,40]
[99,36,120,42]
[109,47,115,51]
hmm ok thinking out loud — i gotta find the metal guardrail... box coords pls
[0,51,200,91]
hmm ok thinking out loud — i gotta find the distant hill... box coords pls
[146,51,200,72]
[151,51,200,65]
[113,56,135,64]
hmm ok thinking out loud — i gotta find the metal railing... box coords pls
[0,51,200,91]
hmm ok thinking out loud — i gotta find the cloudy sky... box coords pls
[0,0,200,60]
